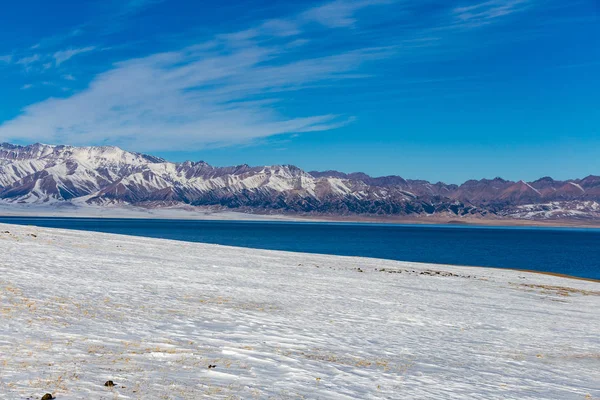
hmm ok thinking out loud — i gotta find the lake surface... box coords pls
[1,216,599,280]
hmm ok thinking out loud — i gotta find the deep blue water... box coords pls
[1,216,599,280]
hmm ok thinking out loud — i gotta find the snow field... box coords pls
[0,223,599,399]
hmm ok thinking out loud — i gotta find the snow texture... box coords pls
[1,223,599,399]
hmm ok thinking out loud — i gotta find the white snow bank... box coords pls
[0,202,311,221]
[0,223,599,399]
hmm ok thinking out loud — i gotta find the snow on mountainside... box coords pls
[0,142,599,221]
[0,143,419,214]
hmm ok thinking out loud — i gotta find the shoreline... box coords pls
[484,266,600,284]
[0,220,598,283]
[1,205,600,229]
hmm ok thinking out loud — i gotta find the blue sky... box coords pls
[0,0,598,183]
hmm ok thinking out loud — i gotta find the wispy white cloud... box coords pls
[21,84,33,90]
[0,34,382,150]
[0,0,404,151]
[301,0,393,28]
[453,0,530,27]
[53,46,96,66]
[219,0,391,45]
[29,28,84,52]
[3,45,95,73]
[0,0,540,151]
[16,54,41,66]
[218,19,302,45]
[16,1,157,59]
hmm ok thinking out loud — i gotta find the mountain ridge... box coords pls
[1,142,598,221]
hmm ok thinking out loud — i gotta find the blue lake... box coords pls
[1,216,599,280]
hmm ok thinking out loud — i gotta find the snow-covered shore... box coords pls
[1,223,599,399]
[0,202,310,221]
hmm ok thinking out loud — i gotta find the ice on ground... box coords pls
[0,223,599,399]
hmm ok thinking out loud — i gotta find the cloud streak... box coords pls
[0,38,382,150]
[453,0,530,27]
[16,54,41,66]
[0,0,402,151]
[53,46,96,66]
[301,0,393,28]
[0,0,538,151]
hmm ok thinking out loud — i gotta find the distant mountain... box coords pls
[1,142,599,222]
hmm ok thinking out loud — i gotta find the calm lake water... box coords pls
[1,216,599,280]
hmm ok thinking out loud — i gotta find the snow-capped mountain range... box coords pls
[1,142,599,221]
